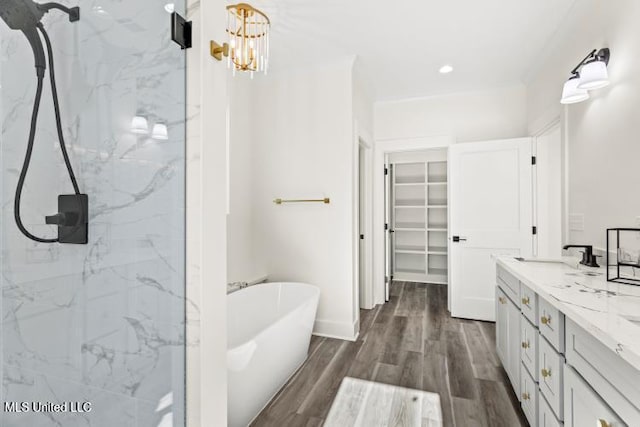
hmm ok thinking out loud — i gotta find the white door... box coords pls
[533,124,562,258]
[358,145,366,307]
[383,161,393,301]
[449,138,532,321]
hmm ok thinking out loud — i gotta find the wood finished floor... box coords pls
[251,282,527,427]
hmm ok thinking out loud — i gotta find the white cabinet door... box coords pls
[496,286,521,393]
[506,295,521,393]
[565,366,624,427]
[450,138,532,321]
[496,287,509,367]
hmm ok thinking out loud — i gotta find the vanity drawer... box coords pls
[519,282,538,325]
[565,318,640,425]
[497,264,520,304]
[520,314,538,381]
[539,393,563,427]
[539,296,565,353]
[564,366,624,427]
[539,334,564,420]
[520,363,538,427]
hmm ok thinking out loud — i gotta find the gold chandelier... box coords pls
[210,3,270,76]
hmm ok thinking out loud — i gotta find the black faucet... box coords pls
[563,245,601,267]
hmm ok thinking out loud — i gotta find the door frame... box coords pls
[372,135,454,306]
[354,122,374,312]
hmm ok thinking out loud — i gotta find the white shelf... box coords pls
[427,246,447,255]
[427,199,447,207]
[396,267,426,275]
[395,223,426,231]
[396,245,426,254]
[395,182,426,187]
[391,152,448,285]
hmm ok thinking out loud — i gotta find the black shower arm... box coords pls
[37,2,80,22]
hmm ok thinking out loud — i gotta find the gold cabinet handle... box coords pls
[498,297,507,304]
[521,341,530,349]
[598,419,611,427]
[541,368,551,378]
[541,315,551,325]
[521,392,530,400]
[521,296,530,306]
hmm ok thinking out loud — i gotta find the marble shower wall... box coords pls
[1,1,187,426]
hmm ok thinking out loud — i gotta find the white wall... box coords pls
[526,0,640,250]
[248,58,360,340]
[186,0,229,425]
[375,85,528,142]
[227,77,267,284]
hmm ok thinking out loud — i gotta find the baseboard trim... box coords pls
[313,317,359,341]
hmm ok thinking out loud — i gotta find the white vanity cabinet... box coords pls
[495,262,640,427]
[564,366,623,427]
[496,285,521,393]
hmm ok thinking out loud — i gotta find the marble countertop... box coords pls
[496,256,640,371]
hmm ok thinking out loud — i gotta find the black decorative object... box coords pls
[606,228,640,286]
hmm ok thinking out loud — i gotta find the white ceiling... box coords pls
[245,0,578,101]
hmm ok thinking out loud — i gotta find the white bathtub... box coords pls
[227,282,320,427]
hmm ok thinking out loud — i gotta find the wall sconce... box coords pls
[560,48,610,104]
[131,115,150,134]
[210,3,270,77]
[151,123,169,140]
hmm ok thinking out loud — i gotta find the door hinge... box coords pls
[531,156,537,165]
[384,167,388,176]
[171,12,192,49]
[385,223,388,231]
[532,226,537,235]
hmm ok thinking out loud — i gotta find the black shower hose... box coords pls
[14,23,81,243]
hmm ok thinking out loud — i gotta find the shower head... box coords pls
[0,1,79,73]
[0,0,79,29]
[0,0,44,30]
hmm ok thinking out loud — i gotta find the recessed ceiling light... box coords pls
[439,65,453,74]
[164,3,175,13]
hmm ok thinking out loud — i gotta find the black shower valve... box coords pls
[46,194,89,244]
[45,211,78,226]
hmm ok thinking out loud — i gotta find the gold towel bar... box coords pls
[273,198,330,205]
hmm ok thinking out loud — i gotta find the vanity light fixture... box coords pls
[560,75,589,105]
[131,115,150,134]
[151,123,169,140]
[210,3,270,77]
[560,48,610,104]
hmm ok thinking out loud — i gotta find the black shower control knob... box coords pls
[45,211,79,226]
[45,212,66,225]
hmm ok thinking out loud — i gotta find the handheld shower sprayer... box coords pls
[0,1,87,244]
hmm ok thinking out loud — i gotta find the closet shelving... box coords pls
[391,154,448,284]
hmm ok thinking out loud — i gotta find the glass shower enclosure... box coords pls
[0,1,187,426]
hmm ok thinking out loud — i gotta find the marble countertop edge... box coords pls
[495,256,640,372]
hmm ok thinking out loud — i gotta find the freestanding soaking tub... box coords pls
[227,282,320,427]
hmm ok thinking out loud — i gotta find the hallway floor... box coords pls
[252,282,527,427]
